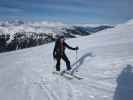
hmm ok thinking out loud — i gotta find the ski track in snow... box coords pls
[32,75,79,100]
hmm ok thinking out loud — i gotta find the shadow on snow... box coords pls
[71,52,93,71]
[114,64,133,100]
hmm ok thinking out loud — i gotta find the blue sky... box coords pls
[0,0,132,24]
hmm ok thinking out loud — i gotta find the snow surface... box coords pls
[0,19,133,100]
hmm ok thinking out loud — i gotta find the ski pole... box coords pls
[76,50,78,66]
[75,49,78,72]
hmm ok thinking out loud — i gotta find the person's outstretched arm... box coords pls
[64,42,79,50]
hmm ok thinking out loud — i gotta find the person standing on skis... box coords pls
[53,36,79,72]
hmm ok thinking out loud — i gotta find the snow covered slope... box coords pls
[0,19,133,100]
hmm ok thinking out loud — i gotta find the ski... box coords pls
[52,70,83,80]
[52,71,73,80]
[64,71,83,80]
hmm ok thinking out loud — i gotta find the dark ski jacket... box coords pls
[53,39,77,59]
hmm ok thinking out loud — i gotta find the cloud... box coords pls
[0,20,66,34]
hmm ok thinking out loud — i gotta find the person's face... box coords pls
[60,38,64,43]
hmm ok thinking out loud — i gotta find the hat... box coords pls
[57,34,64,39]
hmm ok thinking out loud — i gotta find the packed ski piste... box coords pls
[0,20,133,100]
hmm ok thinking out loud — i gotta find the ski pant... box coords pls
[56,54,71,71]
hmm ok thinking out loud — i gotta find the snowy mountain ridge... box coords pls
[0,20,113,53]
[0,20,112,34]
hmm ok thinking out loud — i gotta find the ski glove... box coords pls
[53,52,57,59]
[75,46,79,50]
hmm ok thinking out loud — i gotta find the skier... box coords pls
[53,36,79,72]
